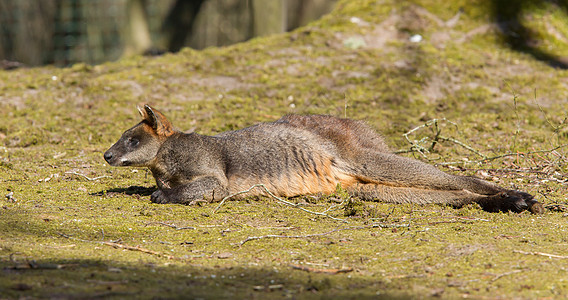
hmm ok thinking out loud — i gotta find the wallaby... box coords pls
[104,105,543,214]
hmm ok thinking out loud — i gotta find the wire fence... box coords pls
[0,0,173,66]
[0,0,336,67]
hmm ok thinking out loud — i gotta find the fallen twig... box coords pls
[157,222,196,230]
[422,215,490,225]
[371,222,411,228]
[439,144,568,166]
[65,171,109,181]
[241,233,329,246]
[101,241,177,260]
[57,232,178,260]
[397,117,568,167]
[399,118,487,159]
[513,250,568,259]
[144,221,222,228]
[239,223,410,246]
[240,226,360,246]
[385,274,426,279]
[214,184,347,222]
[289,264,353,274]
[437,136,487,159]
[491,270,522,282]
[448,167,552,175]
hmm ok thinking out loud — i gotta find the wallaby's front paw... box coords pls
[150,190,169,204]
[480,191,543,214]
[510,191,544,214]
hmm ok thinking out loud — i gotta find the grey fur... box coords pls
[104,105,543,214]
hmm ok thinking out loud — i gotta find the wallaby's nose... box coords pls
[103,151,113,163]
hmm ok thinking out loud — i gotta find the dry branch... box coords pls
[491,270,522,282]
[398,118,487,159]
[157,222,196,230]
[101,241,177,260]
[241,232,334,246]
[214,184,348,222]
[450,167,552,175]
[58,232,178,260]
[513,250,568,259]
[65,171,109,181]
[290,264,353,274]
[239,223,411,246]
[398,117,568,166]
[440,143,568,166]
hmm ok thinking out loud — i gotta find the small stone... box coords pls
[410,34,423,43]
[217,252,233,259]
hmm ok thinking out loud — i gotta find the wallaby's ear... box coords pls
[137,105,148,119]
[141,104,175,137]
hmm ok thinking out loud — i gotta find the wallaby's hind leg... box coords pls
[347,152,543,213]
[351,152,499,193]
[349,183,543,213]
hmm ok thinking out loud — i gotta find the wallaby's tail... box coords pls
[349,183,481,206]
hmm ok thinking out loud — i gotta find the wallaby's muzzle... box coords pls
[103,150,113,163]
[103,148,122,166]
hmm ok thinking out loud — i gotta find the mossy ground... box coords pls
[1,0,568,299]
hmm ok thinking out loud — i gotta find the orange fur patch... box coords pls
[227,156,358,198]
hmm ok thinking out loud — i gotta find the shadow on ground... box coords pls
[1,257,409,299]
[90,185,156,197]
[492,0,568,69]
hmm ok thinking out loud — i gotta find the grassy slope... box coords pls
[1,0,568,298]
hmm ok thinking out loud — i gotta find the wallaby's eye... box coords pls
[128,138,140,147]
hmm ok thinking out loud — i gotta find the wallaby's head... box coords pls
[104,105,175,167]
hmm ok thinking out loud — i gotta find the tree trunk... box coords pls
[251,0,285,37]
[123,0,152,56]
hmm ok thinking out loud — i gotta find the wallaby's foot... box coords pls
[526,198,544,214]
[477,190,543,214]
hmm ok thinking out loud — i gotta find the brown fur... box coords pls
[104,105,543,214]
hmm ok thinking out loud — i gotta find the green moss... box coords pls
[1,0,568,298]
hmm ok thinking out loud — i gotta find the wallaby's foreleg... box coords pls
[151,176,229,204]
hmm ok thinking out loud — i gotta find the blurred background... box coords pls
[0,0,337,67]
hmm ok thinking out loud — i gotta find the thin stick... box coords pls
[438,144,568,166]
[449,167,552,175]
[102,242,177,260]
[491,270,522,282]
[240,226,365,246]
[290,264,353,274]
[241,232,337,246]
[399,118,486,158]
[513,250,568,259]
[58,233,177,260]
[239,223,413,246]
[157,222,195,230]
[438,136,487,159]
[213,184,347,222]
[398,116,568,166]
[503,81,522,152]
[65,171,109,181]
[371,222,411,228]
[428,119,442,152]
